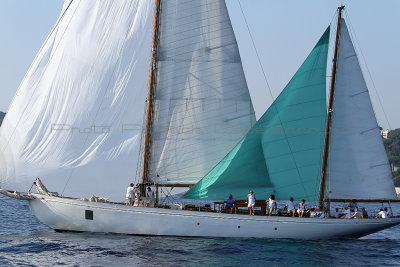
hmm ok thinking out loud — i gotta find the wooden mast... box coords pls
[318,6,345,210]
[142,0,162,188]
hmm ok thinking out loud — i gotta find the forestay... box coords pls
[325,20,396,200]
[0,0,156,200]
[149,0,255,185]
[184,28,330,201]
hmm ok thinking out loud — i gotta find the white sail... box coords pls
[326,20,396,200]
[0,0,156,200]
[149,0,256,185]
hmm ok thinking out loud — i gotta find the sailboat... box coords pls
[0,1,399,239]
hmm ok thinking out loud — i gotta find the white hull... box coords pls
[29,195,400,239]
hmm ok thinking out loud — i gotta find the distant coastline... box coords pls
[383,129,400,187]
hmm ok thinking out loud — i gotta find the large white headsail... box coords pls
[0,0,156,200]
[326,20,396,200]
[149,0,256,185]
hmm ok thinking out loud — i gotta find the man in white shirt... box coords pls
[287,197,295,216]
[376,209,388,218]
[125,183,134,206]
[384,207,392,217]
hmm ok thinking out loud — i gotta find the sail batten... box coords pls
[149,0,255,185]
[325,20,397,200]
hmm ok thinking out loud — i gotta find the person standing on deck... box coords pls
[133,184,140,205]
[246,190,256,215]
[267,194,277,216]
[125,183,134,206]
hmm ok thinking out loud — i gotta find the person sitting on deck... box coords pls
[246,190,256,215]
[340,206,351,218]
[351,208,363,219]
[225,194,235,213]
[125,183,134,206]
[361,208,368,218]
[287,197,295,217]
[348,199,358,212]
[267,194,277,216]
[146,187,154,198]
[297,199,306,217]
[331,208,340,218]
[376,208,388,218]
[384,207,392,218]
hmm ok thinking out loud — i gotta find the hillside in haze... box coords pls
[0,111,5,126]
[384,129,400,187]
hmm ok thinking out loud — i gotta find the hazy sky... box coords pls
[0,0,399,128]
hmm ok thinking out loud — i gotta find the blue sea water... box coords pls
[1,195,400,266]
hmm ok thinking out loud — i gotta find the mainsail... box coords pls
[0,0,156,200]
[149,0,255,185]
[325,20,397,200]
[184,28,330,201]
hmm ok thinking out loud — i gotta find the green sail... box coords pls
[184,27,330,201]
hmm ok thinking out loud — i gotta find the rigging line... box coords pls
[61,0,140,196]
[236,0,311,194]
[236,0,272,97]
[343,10,391,130]
[0,0,78,155]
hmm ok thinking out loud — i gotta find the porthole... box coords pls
[85,210,93,220]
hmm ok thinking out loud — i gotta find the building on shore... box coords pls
[381,129,390,139]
